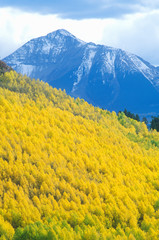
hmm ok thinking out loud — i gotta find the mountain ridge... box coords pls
[3,29,159,115]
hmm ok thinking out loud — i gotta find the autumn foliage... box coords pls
[0,70,159,239]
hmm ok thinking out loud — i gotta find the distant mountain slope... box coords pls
[3,29,159,114]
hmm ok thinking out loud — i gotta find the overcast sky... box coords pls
[0,0,159,65]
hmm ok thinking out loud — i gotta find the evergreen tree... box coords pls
[150,116,159,131]
[123,109,140,121]
[142,117,148,125]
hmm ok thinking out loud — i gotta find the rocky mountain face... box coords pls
[3,29,159,115]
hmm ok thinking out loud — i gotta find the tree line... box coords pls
[120,109,159,131]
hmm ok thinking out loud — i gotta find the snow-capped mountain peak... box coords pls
[47,29,73,38]
[47,29,76,39]
[3,29,159,115]
[46,29,86,46]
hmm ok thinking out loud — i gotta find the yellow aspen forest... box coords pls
[0,70,159,239]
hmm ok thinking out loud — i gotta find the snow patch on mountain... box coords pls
[72,46,96,92]
[101,51,116,80]
[36,39,62,56]
[17,64,35,76]
[42,41,53,54]
[127,53,155,83]
[121,59,129,66]
[25,41,35,54]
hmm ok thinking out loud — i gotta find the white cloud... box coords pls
[0,7,106,59]
[101,10,159,65]
[0,7,159,66]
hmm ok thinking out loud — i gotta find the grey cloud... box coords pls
[0,0,159,19]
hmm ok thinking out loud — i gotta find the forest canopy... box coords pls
[0,70,159,239]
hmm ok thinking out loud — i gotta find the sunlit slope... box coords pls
[0,71,159,239]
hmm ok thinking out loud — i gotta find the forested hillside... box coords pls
[0,60,12,74]
[0,70,159,239]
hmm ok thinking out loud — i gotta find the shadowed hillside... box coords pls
[0,60,12,74]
